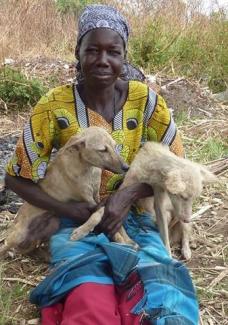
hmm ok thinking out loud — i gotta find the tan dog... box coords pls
[0,126,129,256]
[71,142,216,259]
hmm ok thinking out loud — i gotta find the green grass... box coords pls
[0,66,47,111]
[0,266,25,324]
[55,0,96,15]
[185,137,228,163]
[196,137,228,163]
[129,13,228,93]
[0,264,38,324]
[174,111,189,127]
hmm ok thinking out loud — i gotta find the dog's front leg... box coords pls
[113,226,139,249]
[71,207,105,240]
[154,189,171,256]
[181,222,192,260]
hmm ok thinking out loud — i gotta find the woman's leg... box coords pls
[117,271,151,325]
[61,283,121,325]
[124,212,199,324]
[41,283,121,325]
[41,303,63,325]
[41,280,151,325]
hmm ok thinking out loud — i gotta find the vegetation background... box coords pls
[0,0,227,96]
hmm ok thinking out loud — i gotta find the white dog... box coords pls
[71,142,216,259]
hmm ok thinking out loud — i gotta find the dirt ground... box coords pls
[0,59,227,324]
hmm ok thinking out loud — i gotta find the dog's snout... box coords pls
[121,163,129,173]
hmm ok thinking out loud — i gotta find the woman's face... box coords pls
[77,28,126,87]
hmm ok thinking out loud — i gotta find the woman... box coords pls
[5,4,199,325]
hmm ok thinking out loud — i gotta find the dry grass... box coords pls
[1,0,227,97]
[0,0,76,62]
[0,0,123,62]
[186,177,228,325]
[176,100,228,325]
[0,114,29,137]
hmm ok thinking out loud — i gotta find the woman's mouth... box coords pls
[92,71,112,77]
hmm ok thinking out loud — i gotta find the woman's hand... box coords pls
[61,201,96,224]
[98,188,133,237]
[25,201,96,243]
[98,183,154,238]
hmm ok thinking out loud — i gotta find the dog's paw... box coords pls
[70,229,85,241]
[132,242,139,250]
[181,246,191,260]
[124,238,139,250]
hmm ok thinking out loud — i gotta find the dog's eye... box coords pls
[98,146,108,152]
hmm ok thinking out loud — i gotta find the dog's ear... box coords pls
[64,137,86,151]
[164,169,186,194]
[72,138,86,150]
[199,165,217,184]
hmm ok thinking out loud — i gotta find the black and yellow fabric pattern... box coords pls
[6,80,184,198]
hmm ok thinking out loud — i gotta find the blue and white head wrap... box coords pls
[76,4,145,82]
[77,4,129,46]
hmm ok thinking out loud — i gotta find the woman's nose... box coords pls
[97,51,109,66]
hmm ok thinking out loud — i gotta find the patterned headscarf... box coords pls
[76,4,145,82]
[77,4,129,46]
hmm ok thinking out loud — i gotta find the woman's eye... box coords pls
[86,48,98,53]
[109,50,121,55]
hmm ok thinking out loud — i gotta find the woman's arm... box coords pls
[5,174,95,224]
[98,183,153,237]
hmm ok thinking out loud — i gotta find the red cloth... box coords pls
[41,273,150,325]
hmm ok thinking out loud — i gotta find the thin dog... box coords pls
[72,142,216,259]
[0,126,129,256]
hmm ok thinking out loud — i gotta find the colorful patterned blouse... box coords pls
[6,80,184,198]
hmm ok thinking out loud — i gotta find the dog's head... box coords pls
[64,127,129,174]
[163,164,216,222]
